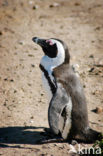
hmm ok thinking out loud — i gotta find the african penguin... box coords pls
[32,37,102,143]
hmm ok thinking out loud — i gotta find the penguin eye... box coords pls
[46,40,54,46]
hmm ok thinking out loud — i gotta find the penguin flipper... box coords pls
[48,84,72,139]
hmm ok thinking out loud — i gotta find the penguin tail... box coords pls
[83,128,102,143]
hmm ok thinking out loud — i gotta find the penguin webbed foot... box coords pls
[36,128,65,144]
[36,137,65,144]
[42,128,57,137]
[41,128,78,144]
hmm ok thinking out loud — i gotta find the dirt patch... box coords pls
[0,0,103,155]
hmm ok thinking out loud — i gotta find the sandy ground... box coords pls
[0,0,103,155]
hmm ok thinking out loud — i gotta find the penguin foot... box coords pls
[73,129,103,143]
[85,129,103,143]
[40,128,56,138]
[37,128,66,144]
[36,137,64,144]
[44,128,52,134]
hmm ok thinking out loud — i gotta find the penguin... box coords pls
[32,37,102,143]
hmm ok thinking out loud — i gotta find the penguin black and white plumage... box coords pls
[32,37,102,143]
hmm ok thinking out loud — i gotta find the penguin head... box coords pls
[32,37,70,67]
[32,37,58,58]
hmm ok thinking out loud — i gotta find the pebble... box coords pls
[89,67,94,72]
[95,72,99,75]
[14,90,17,93]
[32,5,39,10]
[41,93,44,96]
[71,140,78,145]
[72,64,79,72]
[42,145,49,149]
[74,2,80,6]
[29,1,33,5]
[39,154,46,156]
[0,31,3,35]
[30,116,34,119]
[95,107,103,114]
[10,79,14,82]
[91,40,95,43]
[83,84,86,88]
[3,102,7,106]
[49,3,60,8]
[29,120,34,123]
[18,40,25,45]
[4,78,8,81]
[31,64,35,67]
[89,55,94,58]
[28,54,34,57]
[95,27,101,31]
[28,83,31,86]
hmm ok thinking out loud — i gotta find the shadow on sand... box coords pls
[0,126,48,148]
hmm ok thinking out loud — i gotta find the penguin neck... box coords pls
[40,51,65,73]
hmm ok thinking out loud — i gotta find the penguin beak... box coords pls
[32,37,46,47]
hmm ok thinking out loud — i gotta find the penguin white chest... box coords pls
[41,71,53,102]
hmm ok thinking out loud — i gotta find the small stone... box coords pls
[30,116,34,119]
[95,72,99,75]
[54,143,57,146]
[10,79,14,82]
[4,78,8,81]
[89,67,94,72]
[92,107,103,114]
[32,5,38,10]
[28,54,34,57]
[89,55,94,58]
[83,85,86,88]
[92,92,95,95]
[38,99,42,103]
[98,120,101,122]
[31,64,35,67]
[29,120,34,123]
[28,83,31,86]
[4,102,7,106]
[40,154,46,156]
[41,93,44,96]
[14,90,17,93]
[29,1,33,5]
[0,31,3,35]
[95,27,101,31]
[95,107,103,114]
[74,2,80,6]
[72,64,79,73]
[49,3,60,8]
[20,1,23,6]
[18,40,24,45]
[91,40,95,43]
[42,145,49,149]
[71,140,78,145]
